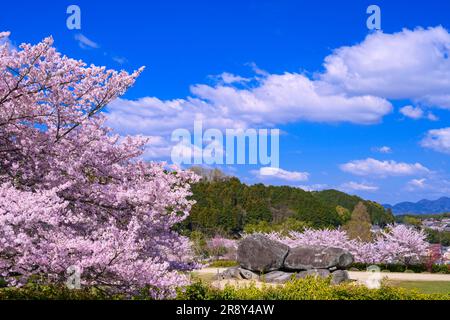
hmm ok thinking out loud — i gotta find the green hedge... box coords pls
[2,276,449,300]
[208,260,239,268]
[349,263,450,274]
[177,277,450,300]
[0,282,115,300]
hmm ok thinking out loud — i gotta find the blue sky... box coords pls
[2,0,450,204]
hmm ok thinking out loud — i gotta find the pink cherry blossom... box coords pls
[0,32,199,298]
[266,224,428,265]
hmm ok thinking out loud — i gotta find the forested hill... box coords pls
[183,173,394,236]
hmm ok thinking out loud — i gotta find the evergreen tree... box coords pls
[343,202,373,242]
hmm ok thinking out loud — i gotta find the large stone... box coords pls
[262,271,294,283]
[239,268,260,280]
[218,267,242,280]
[296,269,330,279]
[237,234,289,273]
[331,270,349,285]
[283,246,354,270]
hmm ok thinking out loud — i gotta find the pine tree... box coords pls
[343,202,373,242]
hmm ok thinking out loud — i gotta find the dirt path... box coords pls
[195,268,450,283]
[348,271,450,282]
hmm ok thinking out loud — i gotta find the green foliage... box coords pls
[208,260,239,268]
[396,213,450,222]
[431,264,450,274]
[336,205,352,223]
[313,190,395,226]
[184,173,394,236]
[189,230,209,258]
[177,277,450,300]
[0,282,116,300]
[403,216,422,228]
[349,263,450,274]
[343,202,373,242]
[244,218,311,235]
[3,276,449,300]
[425,228,450,246]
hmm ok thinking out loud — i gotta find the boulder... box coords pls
[283,246,354,270]
[331,270,349,285]
[237,234,289,273]
[218,267,242,280]
[239,268,260,280]
[262,271,294,283]
[296,269,330,279]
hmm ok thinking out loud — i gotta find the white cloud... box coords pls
[253,167,309,182]
[340,158,430,177]
[372,146,392,154]
[104,27,450,136]
[112,56,127,65]
[0,31,10,38]
[191,73,392,125]
[421,127,450,154]
[246,62,269,76]
[400,105,424,119]
[215,72,251,84]
[0,31,10,45]
[340,181,379,192]
[170,140,204,162]
[407,178,427,190]
[0,31,14,49]
[399,105,438,120]
[106,73,392,138]
[320,26,450,107]
[421,94,450,109]
[104,26,450,164]
[106,97,247,136]
[297,184,328,192]
[74,34,99,49]
[140,135,173,159]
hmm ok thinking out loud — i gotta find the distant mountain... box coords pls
[384,197,450,215]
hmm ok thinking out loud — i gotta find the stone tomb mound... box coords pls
[219,234,353,284]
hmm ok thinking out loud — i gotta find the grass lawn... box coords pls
[191,271,219,284]
[389,280,450,295]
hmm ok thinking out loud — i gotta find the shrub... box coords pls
[190,231,209,258]
[208,260,239,268]
[244,218,310,236]
[3,277,449,300]
[431,264,450,274]
[177,277,450,300]
[350,263,449,274]
[0,283,114,300]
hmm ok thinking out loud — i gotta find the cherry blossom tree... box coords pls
[266,225,429,265]
[206,236,237,260]
[0,32,198,298]
[375,224,428,265]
